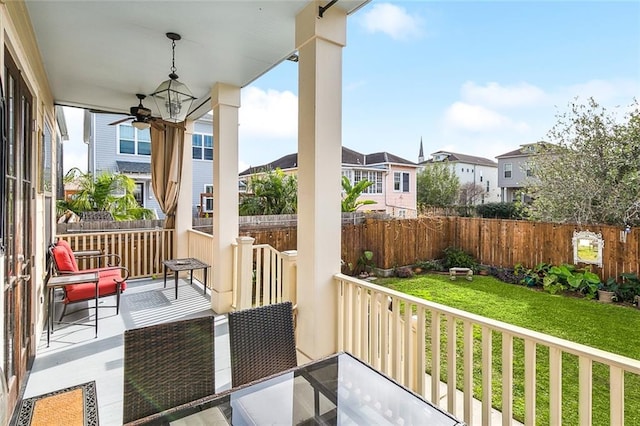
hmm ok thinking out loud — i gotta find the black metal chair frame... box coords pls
[48,242,128,321]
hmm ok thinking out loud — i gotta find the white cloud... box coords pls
[360,3,424,41]
[444,102,529,133]
[461,81,547,108]
[239,86,297,139]
[561,79,639,105]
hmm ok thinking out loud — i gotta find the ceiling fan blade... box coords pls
[108,116,134,126]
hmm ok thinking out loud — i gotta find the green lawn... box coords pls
[375,274,640,425]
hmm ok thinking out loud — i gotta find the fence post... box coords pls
[236,236,255,310]
[281,250,298,304]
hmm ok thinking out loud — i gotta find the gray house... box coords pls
[85,112,214,218]
[495,142,548,202]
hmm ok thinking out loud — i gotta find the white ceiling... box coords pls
[25,0,369,120]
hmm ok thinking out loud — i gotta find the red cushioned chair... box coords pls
[49,239,129,320]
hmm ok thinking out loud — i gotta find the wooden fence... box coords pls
[244,217,640,281]
[58,216,640,281]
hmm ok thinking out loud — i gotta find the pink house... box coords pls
[240,146,419,217]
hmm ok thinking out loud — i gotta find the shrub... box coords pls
[475,202,527,219]
[491,267,522,284]
[394,266,414,278]
[617,273,640,302]
[441,247,477,270]
[415,259,445,272]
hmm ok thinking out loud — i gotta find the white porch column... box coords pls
[295,2,346,359]
[211,83,240,314]
[175,119,194,259]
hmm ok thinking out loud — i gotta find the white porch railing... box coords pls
[186,229,214,289]
[233,237,296,311]
[335,273,640,426]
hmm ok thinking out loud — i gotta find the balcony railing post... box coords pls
[236,236,255,310]
[281,250,298,304]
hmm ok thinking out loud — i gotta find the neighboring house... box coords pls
[84,112,214,218]
[240,147,419,218]
[495,142,548,202]
[418,149,500,205]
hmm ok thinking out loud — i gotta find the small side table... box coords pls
[163,258,210,299]
[47,272,99,347]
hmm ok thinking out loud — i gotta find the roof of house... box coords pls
[239,147,416,176]
[496,141,552,159]
[421,151,497,167]
[116,161,151,174]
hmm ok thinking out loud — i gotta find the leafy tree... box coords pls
[476,202,527,219]
[58,168,154,220]
[527,98,640,226]
[341,176,376,212]
[416,161,460,207]
[239,168,297,215]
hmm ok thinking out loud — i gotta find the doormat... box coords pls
[16,381,99,426]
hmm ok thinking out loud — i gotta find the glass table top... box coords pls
[136,352,464,426]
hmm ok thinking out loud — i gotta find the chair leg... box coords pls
[59,303,68,322]
[116,284,121,315]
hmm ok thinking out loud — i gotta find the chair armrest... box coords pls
[99,266,130,283]
[72,249,102,257]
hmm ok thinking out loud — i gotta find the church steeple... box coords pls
[418,137,424,163]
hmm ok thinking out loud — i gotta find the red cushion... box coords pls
[56,240,79,270]
[64,273,127,303]
[52,244,79,273]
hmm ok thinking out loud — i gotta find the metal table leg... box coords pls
[174,270,179,299]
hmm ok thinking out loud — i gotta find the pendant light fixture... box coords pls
[150,32,196,123]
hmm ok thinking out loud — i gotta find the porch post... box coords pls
[211,83,240,314]
[295,1,346,359]
[174,119,194,259]
[236,236,255,310]
[281,250,298,304]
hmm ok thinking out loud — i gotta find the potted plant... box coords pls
[597,278,618,303]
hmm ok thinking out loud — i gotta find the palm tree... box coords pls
[239,168,298,215]
[341,176,376,212]
[58,168,154,220]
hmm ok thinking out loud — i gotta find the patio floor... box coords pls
[18,277,227,426]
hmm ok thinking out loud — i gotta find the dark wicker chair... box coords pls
[122,316,216,424]
[228,301,297,387]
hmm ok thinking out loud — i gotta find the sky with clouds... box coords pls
[64,0,639,173]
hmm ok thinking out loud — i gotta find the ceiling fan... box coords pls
[108,94,155,130]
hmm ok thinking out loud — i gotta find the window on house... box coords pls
[192,134,214,160]
[203,184,214,212]
[353,170,383,194]
[394,172,410,192]
[486,181,490,192]
[118,125,151,156]
[133,183,144,206]
[504,163,512,178]
[526,167,533,177]
[480,175,483,182]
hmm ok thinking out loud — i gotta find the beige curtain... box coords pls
[151,121,185,229]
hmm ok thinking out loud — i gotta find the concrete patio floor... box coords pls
[17,277,226,426]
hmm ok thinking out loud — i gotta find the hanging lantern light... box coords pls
[150,32,196,123]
